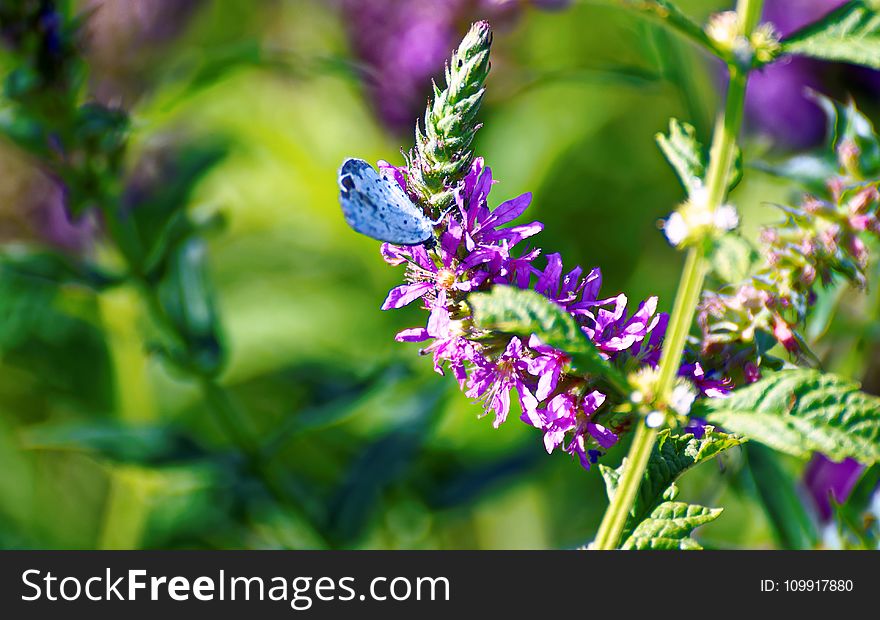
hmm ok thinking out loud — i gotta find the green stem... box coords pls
[654,245,709,404]
[592,0,764,551]
[736,0,762,35]
[592,422,656,549]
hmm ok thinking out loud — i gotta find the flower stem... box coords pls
[736,0,762,35]
[592,0,764,550]
[592,421,656,549]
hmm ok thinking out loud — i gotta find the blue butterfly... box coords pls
[338,158,441,246]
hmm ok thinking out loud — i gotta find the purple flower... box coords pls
[396,306,478,388]
[743,361,762,384]
[534,253,599,310]
[375,152,706,472]
[380,241,488,311]
[803,453,865,522]
[0,153,96,252]
[683,417,709,439]
[85,0,204,105]
[680,362,732,399]
[378,159,408,191]
[521,392,579,453]
[521,389,612,469]
[745,57,829,150]
[526,334,570,401]
[455,158,542,252]
[580,294,664,359]
[567,391,615,469]
[340,0,465,133]
[466,336,537,427]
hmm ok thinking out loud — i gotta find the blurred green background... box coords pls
[0,0,877,550]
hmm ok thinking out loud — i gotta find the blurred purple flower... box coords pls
[803,453,864,522]
[747,0,880,150]
[85,0,204,105]
[340,0,571,133]
[341,0,466,132]
[0,149,96,251]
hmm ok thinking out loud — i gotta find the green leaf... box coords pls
[618,1,727,62]
[157,238,225,376]
[753,94,880,188]
[709,234,759,285]
[811,91,880,174]
[19,421,208,465]
[806,278,849,341]
[620,501,722,550]
[692,369,880,464]
[468,285,628,391]
[782,1,880,70]
[751,154,838,194]
[124,140,229,273]
[600,426,744,538]
[656,118,743,197]
[656,119,705,196]
[325,385,443,545]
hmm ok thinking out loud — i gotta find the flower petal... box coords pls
[380,243,410,266]
[395,327,430,342]
[487,192,532,227]
[381,282,433,310]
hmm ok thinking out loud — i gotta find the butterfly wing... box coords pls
[338,158,434,245]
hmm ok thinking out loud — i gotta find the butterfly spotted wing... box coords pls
[338,158,434,246]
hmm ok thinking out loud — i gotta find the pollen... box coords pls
[436,268,456,290]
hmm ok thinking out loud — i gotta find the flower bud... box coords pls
[749,23,781,64]
[800,263,816,286]
[743,362,761,384]
[772,315,799,353]
[837,139,861,178]
[663,189,739,248]
[759,228,778,244]
[645,410,666,429]
[848,186,879,214]
[669,382,698,417]
[706,12,740,48]
[848,235,868,267]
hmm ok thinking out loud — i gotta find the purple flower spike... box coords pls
[377,149,728,472]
